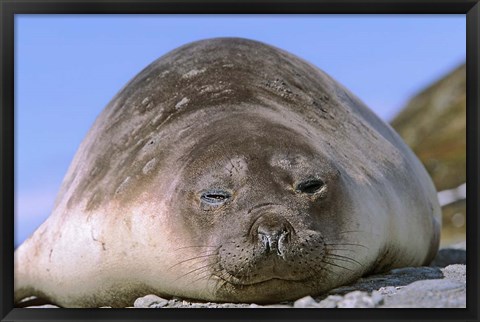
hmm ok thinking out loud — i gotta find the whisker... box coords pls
[205,266,224,285]
[214,277,229,291]
[325,254,363,267]
[184,263,221,284]
[326,248,356,253]
[337,230,366,234]
[325,242,369,250]
[308,265,326,282]
[168,252,218,270]
[319,265,337,277]
[219,269,237,282]
[213,272,232,286]
[174,261,219,281]
[191,263,230,286]
[190,271,215,284]
[321,260,354,272]
[173,245,219,251]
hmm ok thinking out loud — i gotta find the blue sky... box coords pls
[14,15,466,246]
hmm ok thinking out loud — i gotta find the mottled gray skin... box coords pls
[14,38,441,308]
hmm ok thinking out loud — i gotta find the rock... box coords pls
[388,266,443,279]
[441,264,466,284]
[382,279,465,308]
[133,294,169,308]
[326,266,443,296]
[250,303,291,308]
[430,248,466,267]
[26,304,59,308]
[370,290,385,305]
[316,295,344,308]
[293,296,321,308]
[316,244,466,308]
[375,286,399,297]
[336,291,380,308]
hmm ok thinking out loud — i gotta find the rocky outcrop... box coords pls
[390,64,466,192]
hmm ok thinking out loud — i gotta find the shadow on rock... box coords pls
[325,266,444,296]
[429,248,466,268]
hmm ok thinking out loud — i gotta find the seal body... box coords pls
[14,38,441,307]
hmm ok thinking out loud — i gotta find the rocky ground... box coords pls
[23,241,466,309]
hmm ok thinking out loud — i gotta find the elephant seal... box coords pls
[14,37,441,308]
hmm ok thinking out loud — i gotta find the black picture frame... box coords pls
[1,1,478,321]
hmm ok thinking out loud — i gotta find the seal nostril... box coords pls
[256,221,292,256]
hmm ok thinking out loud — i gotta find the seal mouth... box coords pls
[212,271,322,303]
[215,272,315,287]
[234,277,311,286]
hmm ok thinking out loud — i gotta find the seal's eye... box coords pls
[201,190,231,205]
[296,179,324,194]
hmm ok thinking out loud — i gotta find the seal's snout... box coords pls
[255,215,293,256]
